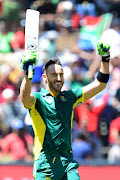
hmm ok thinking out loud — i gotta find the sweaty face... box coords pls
[46,64,64,95]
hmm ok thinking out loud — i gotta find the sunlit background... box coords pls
[0,0,120,180]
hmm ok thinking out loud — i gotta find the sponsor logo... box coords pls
[60,96,66,102]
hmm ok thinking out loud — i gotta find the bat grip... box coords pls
[28,63,33,80]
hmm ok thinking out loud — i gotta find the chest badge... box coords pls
[44,96,53,103]
[60,96,66,102]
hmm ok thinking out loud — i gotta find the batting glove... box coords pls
[21,51,37,74]
[97,41,110,62]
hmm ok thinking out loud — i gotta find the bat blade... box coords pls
[25,9,40,80]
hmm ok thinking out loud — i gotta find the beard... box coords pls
[48,79,63,93]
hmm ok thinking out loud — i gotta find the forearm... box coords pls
[99,61,109,74]
[83,41,110,102]
[20,75,32,106]
[20,50,37,108]
[83,61,110,101]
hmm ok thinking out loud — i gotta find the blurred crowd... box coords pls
[0,0,120,164]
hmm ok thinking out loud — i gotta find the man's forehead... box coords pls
[47,64,63,73]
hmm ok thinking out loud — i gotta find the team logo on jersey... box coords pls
[44,96,53,103]
[60,96,66,102]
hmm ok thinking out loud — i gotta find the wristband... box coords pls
[102,55,110,62]
[97,71,109,83]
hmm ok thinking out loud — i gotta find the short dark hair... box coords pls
[42,58,62,73]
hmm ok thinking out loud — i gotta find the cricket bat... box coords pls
[25,9,40,80]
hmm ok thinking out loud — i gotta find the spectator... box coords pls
[0,63,15,104]
[109,116,120,145]
[98,88,120,147]
[37,0,56,15]
[10,24,25,52]
[74,95,109,158]
[2,0,22,26]
[0,21,14,53]
[74,95,109,133]
[108,131,120,163]
[72,131,93,161]
[0,88,26,128]
[109,89,120,145]
[0,119,33,162]
[37,0,57,31]
[75,1,97,17]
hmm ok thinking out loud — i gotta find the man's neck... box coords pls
[45,87,60,97]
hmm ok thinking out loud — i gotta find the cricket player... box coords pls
[20,41,110,180]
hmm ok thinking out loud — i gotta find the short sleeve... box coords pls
[71,88,84,108]
[32,92,40,100]
[30,92,40,109]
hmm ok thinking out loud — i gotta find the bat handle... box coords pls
[28,64,33,80]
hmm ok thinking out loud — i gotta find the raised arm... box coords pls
[20,75,35,109]
[20,51,37,109]
[83,41,110,102]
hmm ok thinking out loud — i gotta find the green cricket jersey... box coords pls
[29,88,84,160]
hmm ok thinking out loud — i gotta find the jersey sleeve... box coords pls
[71,88,84,108]
[30,92,41,110]
[32,92,40,100]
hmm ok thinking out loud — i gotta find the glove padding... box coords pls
[97,41,110,62]
[21,51,37,73]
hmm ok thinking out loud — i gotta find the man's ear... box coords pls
[42,73,47,83]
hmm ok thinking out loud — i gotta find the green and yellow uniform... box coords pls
[30,88,84,180]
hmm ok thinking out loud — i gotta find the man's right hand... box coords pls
[21,51,37,73]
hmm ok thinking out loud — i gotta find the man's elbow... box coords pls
[97,80,107,91]
[101,83,107,91]
[20,92,29,107]
[20,93,35,109]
